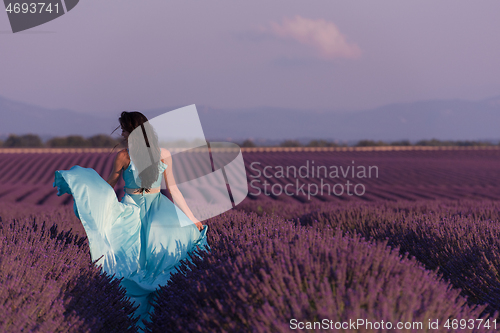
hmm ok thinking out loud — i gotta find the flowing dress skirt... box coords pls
[54,165,208,327]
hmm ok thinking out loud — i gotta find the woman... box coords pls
[53,111,208,329]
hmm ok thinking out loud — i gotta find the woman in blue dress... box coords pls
[53,111,208,329]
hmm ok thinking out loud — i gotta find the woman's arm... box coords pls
[107,150,128,188]
[161,149,204,231]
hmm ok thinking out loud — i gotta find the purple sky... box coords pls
[1,0,500,115]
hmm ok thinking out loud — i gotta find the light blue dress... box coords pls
[53,157,208,328]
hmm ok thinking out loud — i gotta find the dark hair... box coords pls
[117,111,162,192]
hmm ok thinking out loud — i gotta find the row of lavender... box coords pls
[2,149,500,205]
[244,150,500,202]
[235,198,500,317]
[145,203,497,332]
[2,201,497,332]
[0,203,138,332]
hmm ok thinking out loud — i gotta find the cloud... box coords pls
[268,16,361,60]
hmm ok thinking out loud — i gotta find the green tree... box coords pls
[88,134,121,147]
[241,139,256,147]
[3,134,43,147]
[416,139,449,146]
[47,135,90,147]
[280,139,302,147]
[455,140,492,147]
[355,140,388,147]
[390,140,411,146]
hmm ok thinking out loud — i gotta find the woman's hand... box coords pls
[195,222,204,231]
[191,217,204,231]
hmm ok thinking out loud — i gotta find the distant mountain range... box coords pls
[1,94,500,143]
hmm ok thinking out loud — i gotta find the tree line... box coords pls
[0,134,123,148]
[0,134,497,148]
[240,138,499,147]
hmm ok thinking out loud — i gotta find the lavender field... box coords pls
[1,148,500,332]
[2,148,500,206]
